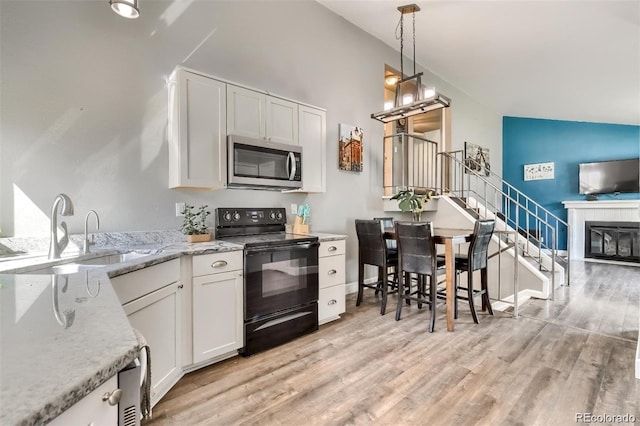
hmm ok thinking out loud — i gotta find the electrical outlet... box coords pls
[291,203,298,215]
[176,202,186,217]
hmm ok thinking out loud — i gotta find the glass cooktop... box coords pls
[217,232,318,248]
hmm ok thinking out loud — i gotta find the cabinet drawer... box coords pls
[192,251,243,277]
[49,375,118,426]
[111,259,180,305]
[319,255,345,289]
[319,240,345,257]
[319,284,345,324]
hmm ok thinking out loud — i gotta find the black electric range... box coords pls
[214,207,319,356]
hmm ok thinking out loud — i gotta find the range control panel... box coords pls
[215,207,286,227]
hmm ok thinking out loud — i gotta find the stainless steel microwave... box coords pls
[227,134,302,190]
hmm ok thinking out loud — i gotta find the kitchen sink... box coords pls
[31,263,103,275]
[78,251,151,266]
[20,251,154,275]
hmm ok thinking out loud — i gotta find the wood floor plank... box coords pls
[146,261,638,425]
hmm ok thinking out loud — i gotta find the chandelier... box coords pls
[371,4,450,123]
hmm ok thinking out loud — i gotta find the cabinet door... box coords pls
[192,270,244,364]
[123,282,182,407]
[227,85,266,139]
[298,105,326,192]
[169,69,227,189]
[266,97,298,144]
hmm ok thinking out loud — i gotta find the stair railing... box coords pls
[437,151,570,296]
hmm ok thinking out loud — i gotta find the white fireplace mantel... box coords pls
[562,199,640,260]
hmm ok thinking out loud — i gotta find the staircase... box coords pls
[436,150,570,297]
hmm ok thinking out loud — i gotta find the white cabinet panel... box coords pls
[169,68,227,189]
[319,285,346,325]
[318,239,346,324]
[192,270,243,363]
[123,282,182,407]
[49,375,118,426]
[192,252,243,277]
[266,97,298,145]
[227,85,266,139]
[319,255,346,289]
[319,240,345,257]
[297,105,326,193]
[111,259,180,305]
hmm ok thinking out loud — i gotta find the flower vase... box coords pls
[412,211,422,222]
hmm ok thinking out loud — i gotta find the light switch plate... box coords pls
[176,202,186,217]
[291,204,298,215]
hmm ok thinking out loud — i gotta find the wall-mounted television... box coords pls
[579,158,640,195]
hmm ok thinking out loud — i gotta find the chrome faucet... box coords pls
[48,193,74,260]
[83,210,100,254]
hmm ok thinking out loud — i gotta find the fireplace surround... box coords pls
[563,200,640,261]
[585,221,640,263]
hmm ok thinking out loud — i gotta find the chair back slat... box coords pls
[355,219,387,267]
[374,217,397,250]
[468,219,495,271]
[395,221,437,276]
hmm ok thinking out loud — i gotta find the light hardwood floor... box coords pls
[147,261,639,425]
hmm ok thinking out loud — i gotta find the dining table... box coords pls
[384,227,474,332]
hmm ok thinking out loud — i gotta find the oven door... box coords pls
[244,240,319,321]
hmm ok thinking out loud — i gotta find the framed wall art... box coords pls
[464,141,490,176]
[524,162,555,181]
[338,124,363,172]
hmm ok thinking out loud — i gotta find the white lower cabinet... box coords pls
[49,375,118,426]
[318,240,346,324]
[111,259,182,408]
[192,252,244,364]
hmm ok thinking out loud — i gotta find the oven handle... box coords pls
[244,241,319,255]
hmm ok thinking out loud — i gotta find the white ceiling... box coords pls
[318,0,640,126]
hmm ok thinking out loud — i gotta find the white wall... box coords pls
[0,0,502,283]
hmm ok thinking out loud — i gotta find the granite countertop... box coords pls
[0,271,139,426]
[0,232,244,426]
[311,232,347,242]
[0,230,342,425]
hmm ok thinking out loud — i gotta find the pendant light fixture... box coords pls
[110,0,140,19]
[371,4,450,123]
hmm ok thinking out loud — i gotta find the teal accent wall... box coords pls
[502,117,640,250]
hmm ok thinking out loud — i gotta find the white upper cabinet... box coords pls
[297,105,326,193]
[168,66,325,193]
[228,85,298,145]
[226,85,266,139]
[266,97,298,145]
[168,68,227,190]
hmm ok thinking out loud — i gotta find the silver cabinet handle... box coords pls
[102,389,122,406]
[328,299,337,305]
[328,269,337,275]
[328,246,337,252]
[211,260,228,268]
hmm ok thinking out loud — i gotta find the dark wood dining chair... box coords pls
[453,219,496,323]
[355,219,398,315]
[395,221,446,332]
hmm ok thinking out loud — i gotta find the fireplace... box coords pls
[585,221,640,263]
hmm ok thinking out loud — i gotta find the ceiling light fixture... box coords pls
[110,0,140,19]
[385,75,399,86]
[371,4,450,123]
